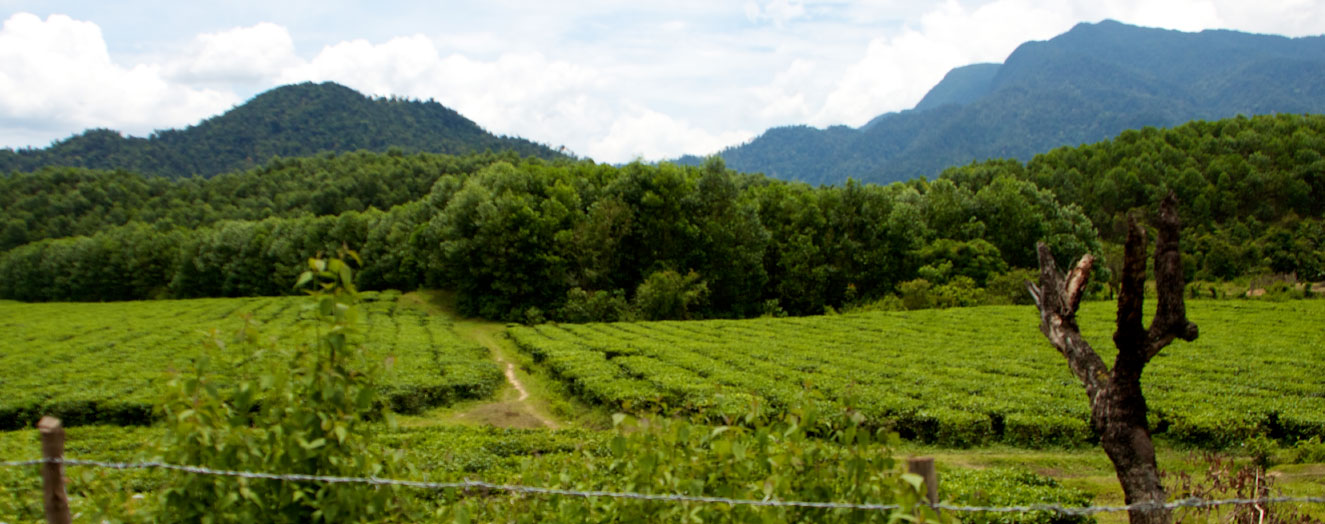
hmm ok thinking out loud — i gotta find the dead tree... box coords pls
[1028,193,1198,524]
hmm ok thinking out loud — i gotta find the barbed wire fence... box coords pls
[6,417,1325,523]
[6,456,1325,519]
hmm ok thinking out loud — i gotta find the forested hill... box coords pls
[3,114,1322,321]
[692,20,1325,186]
[0,82,563,178]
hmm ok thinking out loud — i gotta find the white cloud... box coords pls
[279,37,609,148]
[745,0,807,27]
[749,59,817,122]
[0,13,237,146]
[280,35,445,96]
[169,22,300,85]
[1,3,1324,161]
[814,0,1076,127]
[1207,0,1325,37]
[589,105,754,161]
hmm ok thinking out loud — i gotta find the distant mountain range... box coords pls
[0,82,562,178]
[681,20,1325,185]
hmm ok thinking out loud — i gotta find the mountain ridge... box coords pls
[689,20,1325,185]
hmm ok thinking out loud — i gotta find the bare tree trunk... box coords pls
[1028,193,1198,524]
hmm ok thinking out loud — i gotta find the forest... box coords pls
[1,113,1322,322]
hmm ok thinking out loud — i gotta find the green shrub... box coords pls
[1292,436,1325,464]
[1277,407,1325,443]
[436,402,954,523]
[931,276,986,308]
[1241,434,1278,468]
[154,254,414,522]
[986,268,1040,305]
[1004,413,1092,448]
[1166,410,1264,449]
[559,287,631,322]
[899,278,933,310]
[944,468,1095,524]
[633,269,709,320]
[916,408,994,447]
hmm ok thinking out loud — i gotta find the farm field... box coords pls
[0,291,503,430]
[509,299,1325,448]
[2,293,1323,522]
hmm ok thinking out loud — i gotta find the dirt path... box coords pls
[450,321,559,430]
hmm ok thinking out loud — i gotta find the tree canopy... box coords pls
[2,113,1322,321]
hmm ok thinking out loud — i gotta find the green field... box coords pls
[0,291,503,430]
[509,300,1325,448]
[1,295,1323,522]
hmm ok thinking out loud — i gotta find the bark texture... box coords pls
[1028,193,1197,524]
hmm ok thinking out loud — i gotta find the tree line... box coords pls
[0,156,1097,320]
[0,150,528,251]
[2,113,1322,321]
[942,113,1325,283]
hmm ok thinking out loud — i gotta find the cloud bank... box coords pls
[1,1,1322,162]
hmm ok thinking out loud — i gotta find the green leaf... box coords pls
[294,271,314,290]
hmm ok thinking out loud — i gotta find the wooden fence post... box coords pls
[38,416,71,524]
[906,456,938,506]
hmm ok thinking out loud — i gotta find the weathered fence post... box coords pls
[38,416,71,524]
[906,456,938,505]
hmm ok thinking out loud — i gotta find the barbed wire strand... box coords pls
[3,457,1324,515]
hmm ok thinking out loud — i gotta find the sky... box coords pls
[1,1,1323,163]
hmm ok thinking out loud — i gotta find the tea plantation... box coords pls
[0,291,503,429]
[509,300,1325,448]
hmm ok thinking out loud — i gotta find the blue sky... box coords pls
[2,0,1323,163]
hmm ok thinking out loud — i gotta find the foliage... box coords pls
[943,467,1095,524]
[437,402,953,523]
[1,151,1103,321]
[4,114,1324,320]
[0,423,604,522]
[632,269,709,321]
[1292,437,1325,464]
[0,425,162,522]
[154,253,412,522]
[558,287,632,323]
[509,301,1325,449]
[0,150,518,251]
[986,268,1042,305]
[0,291,501,430]
[1,416,1104,523]
[916,238,1008,286]
[899,278,935,310]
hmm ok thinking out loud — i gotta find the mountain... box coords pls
[695,20,1325,185]
[908,63,1000,113]
[0,82,563,178]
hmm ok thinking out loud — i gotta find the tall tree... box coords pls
[1028,193,1198,524]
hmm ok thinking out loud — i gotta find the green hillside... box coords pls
[0,82,564,178]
